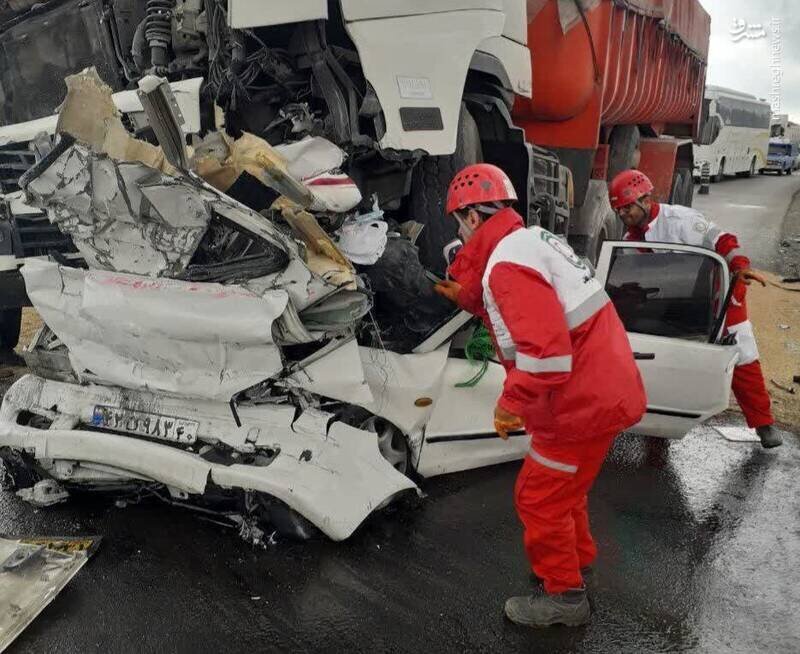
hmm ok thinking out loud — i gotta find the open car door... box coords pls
[596,241,740,438]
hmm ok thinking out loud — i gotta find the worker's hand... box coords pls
[434,279,462,304]
[736,268,767,287]
[494,404,524,440]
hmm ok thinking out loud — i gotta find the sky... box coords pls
[700,0,800,120]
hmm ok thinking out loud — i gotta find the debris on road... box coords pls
[0,535,100,652]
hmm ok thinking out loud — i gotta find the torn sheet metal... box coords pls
[282,338,375,405]
[0,536,92,652]
[136,75,190,171]
[0,375,417,541]
[358,345,450,439]
[22,142,300,282]
[23,143,210,277]
[22,259,288,401]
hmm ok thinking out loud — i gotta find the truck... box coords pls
[515,0,710,261]
[0,0,711,346]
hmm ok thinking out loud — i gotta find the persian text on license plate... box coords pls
[91,406,198,444]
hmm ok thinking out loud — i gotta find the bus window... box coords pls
[715,95,771,129]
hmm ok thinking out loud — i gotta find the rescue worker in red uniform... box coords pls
[434,164,647,628]
[608,169,782,449]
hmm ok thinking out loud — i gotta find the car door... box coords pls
[415,313,529,478]
[595,241,739,438]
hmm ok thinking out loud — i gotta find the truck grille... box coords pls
[12,212,77,258]
[0,144,35,194]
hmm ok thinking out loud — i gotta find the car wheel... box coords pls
[359,416,410,475]
[410,105,482,274]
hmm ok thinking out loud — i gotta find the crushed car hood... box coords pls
[22,259,289,402]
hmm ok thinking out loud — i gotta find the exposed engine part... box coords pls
[145,0,175,69]
[16,479,70,507]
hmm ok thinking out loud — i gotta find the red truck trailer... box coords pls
[514,0,711,260]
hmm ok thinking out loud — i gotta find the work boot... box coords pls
[756,425,782,449]
[505,588,590,628]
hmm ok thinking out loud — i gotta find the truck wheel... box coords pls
[411,106,482,274]
[682,170,695,206]
[589,210,617,266]
[670,169,693,206]
[713,159,725,183]
[0,308,21,350]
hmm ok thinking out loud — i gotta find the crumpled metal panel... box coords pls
[0,375,418,541]
[22,259,288,401]
[24,144,210,276]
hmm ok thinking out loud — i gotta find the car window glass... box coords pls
[605,249,723,340]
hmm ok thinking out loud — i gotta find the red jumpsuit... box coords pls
[449,208,647,594]
[625,202,774,429]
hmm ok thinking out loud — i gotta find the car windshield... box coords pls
[769,144,792,156]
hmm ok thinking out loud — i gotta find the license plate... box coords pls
[91,405,198,444]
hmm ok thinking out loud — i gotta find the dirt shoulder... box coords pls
[779,188,800,278]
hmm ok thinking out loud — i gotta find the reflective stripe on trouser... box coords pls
[721,281,772,427]
[732,360,774,428]
[513,437,616,595]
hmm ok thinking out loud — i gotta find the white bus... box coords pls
[693,86,772,181]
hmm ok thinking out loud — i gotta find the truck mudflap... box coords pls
[0,375,418,541]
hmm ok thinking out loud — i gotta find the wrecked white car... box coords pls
[0,63,739,542]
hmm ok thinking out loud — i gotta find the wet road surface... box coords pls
[693,172,800,271]
[2,419,798,653]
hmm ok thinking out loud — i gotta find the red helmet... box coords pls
[446,163,518,215]
[609,170,654,210]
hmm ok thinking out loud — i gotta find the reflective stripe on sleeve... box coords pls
[706,226,724,248]
[516,353,572,373]
[529,447,578,474]
[725,248,744,263]
[565,288,611,329]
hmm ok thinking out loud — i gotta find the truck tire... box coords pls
[592,211,617,264]
[411,106,482,274]
[607,125,640,181]
[671,168,694,207]
[0,308,21,350]
[713,159,725,183]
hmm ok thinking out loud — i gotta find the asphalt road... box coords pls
[693,171,800,272]
[2,176,799,653]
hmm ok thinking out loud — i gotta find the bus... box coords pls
[693,86,771,181]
